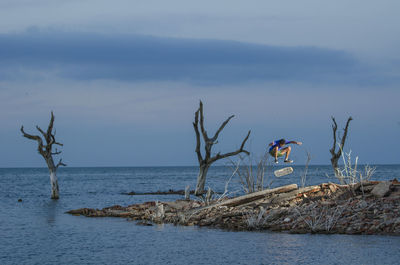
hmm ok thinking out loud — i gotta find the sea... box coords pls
[1,165,400,265]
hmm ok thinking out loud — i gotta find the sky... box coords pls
[1,0,399,167]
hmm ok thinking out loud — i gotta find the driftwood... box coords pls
[193,101,251,195]
[234,185,323,208]
[124,189,205,196]
[203,184,298,209]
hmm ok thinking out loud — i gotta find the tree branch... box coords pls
[51,148,62,155]
[51,134,63,146]
[21,112,64,162]
[198,100,209,141]
[21,126,46,156]
[211,115,235,142]
[47,111,55,139]
[198,100,214,159]
[36,125,47,140]
[239,130,251,151]
[209,130,251,163]
[330,116,338,157]
[21,126,41,142]
[56,158,67,169]
[330,116,352,178]
[193,107,203,163]
[330,116,352,160]
[340,117,353,150]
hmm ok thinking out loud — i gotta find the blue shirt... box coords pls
[269,139,291,152]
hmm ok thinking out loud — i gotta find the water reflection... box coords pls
[266,233,306,264]
[43,200,59,226]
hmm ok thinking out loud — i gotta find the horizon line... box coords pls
[1,163,399,170]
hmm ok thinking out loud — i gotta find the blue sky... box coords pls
[1,0,399,167]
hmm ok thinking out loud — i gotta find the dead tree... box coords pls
[21,112,66,199]
[330,116,352,182]
[193,101,251,195]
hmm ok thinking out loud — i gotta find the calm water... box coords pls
[1,165,400,265]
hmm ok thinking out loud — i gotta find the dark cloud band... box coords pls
[0,31,366,84]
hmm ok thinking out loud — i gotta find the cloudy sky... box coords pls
[1,0,399,167]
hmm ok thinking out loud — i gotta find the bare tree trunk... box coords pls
[331,160,341,180]
[21,112,66,199]
[46,158,59,199]
[195,163,210,194]
[49,170,59,199]
[193,101,251,195]
[330,116,352,183]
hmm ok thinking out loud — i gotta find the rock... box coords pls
[284,217,291,223]
[358,200,368,209]
[360,185,374,193]
[320,201,335,206]
[136,221,153,226]
[371,181,392,198]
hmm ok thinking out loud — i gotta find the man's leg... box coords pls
[280,146,292,162]
[270,147,283,163]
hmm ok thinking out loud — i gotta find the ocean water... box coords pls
[1,165,400,265]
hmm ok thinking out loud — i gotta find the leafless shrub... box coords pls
[323,204,347,232]
[184,185,190,200]
[300,151,311,188]
[193,186,215,205]
[215,165,240,202]
[205,187,213,205]
[336,149,376,188]
[295,202,348,232]
[230,154,274,194]
[360,165,376,182]
[245,207,267,229]
[294,204,324,232]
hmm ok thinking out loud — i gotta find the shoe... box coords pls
[284,159,293,163]
[274,160,278,164]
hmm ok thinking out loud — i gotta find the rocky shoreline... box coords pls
[67,180,400,235]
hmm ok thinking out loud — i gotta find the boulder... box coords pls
[371,181,392,198]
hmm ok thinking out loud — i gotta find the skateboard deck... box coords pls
[274,167,293,177]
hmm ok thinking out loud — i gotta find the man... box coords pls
[268,139,302,164]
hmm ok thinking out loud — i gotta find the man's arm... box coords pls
[288,141,302,145]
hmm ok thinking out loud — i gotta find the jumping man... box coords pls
[268,139,302,164]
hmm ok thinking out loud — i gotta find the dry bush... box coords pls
[230,154,274,194]
[245,207,267,229]
[300,151,311,188]
[336,149,376,186]
[294,202,348,232]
